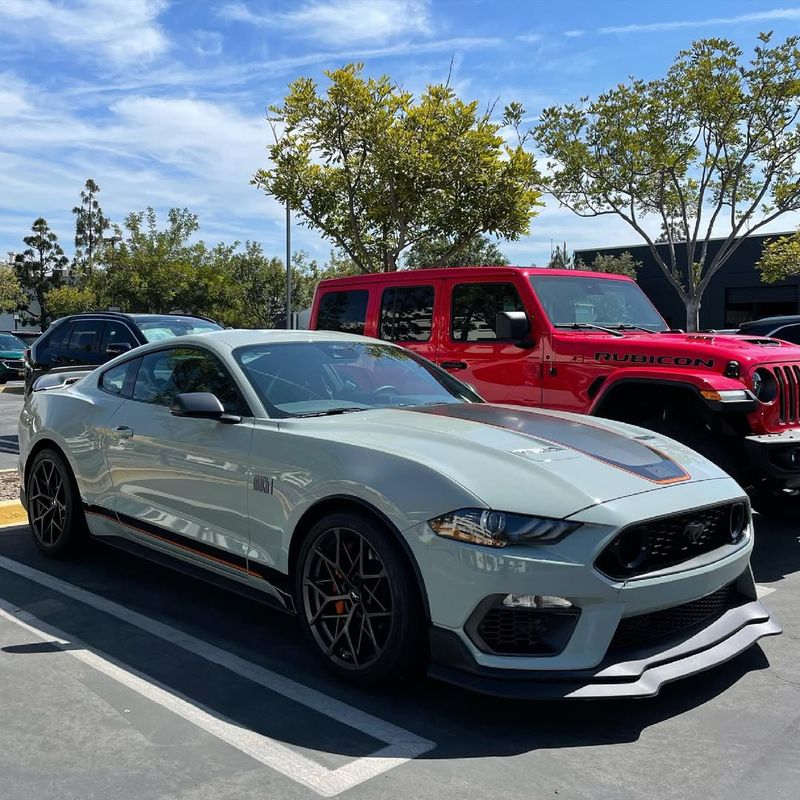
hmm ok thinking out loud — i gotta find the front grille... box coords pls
[2,360,22,370]
[595,502,746,580]
[609,583,739,651]
[771,364,800,424]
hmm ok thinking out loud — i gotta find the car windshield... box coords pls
[530,275,667,332]
[0,333,25,350]
[234,340,480,417]
[136,316,222,342]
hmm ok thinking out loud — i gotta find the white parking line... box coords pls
[0,555,435,796]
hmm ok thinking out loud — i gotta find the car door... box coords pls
[439,277,543,406]
[376,281,441,364]
[105,345,255,576]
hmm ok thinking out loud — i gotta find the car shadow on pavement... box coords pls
[750,509,800,585]
[0,526,779,765]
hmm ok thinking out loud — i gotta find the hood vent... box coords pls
[742,338,782,346]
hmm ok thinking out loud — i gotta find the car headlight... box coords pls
[428,508,581,548]
[751,367,777,403]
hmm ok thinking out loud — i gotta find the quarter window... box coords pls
[132,347,242,413]
[99,360,135,396]
[45,322,74,353]
[380,286,434,342]
[317,291,369,335]
[68,320,103,353]
[451,283,525,342]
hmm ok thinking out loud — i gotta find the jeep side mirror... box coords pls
[496,311,534,347]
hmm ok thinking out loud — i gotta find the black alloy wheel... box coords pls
[296,511,424,683]
[27,449,87,557]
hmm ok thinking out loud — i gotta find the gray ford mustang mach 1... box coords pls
[18,330,780,698]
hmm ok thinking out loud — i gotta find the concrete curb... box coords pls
[0,499,27,527]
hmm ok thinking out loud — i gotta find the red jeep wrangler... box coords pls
[310,266,800,496]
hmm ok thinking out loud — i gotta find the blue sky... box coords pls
[1,0,799,267]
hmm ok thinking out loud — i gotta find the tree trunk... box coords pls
[685,295,701,332]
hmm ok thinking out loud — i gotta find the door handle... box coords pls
[113,425,134,439]
[440,361,468,371]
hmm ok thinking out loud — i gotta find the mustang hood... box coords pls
[285,403,734,518]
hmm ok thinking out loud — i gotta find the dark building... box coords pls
[575,232,799,330]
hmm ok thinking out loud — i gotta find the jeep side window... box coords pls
[380,286,434,342]
[317,291,369,335]
[451,283,525,342]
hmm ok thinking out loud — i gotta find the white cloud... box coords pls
[599,8,800,35]
[564,29,584,38]
[0,0,169,65]
[219,0,432,45]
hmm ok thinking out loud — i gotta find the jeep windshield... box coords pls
[530,275,667,332]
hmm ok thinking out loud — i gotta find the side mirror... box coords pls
[170,392,242,424]
[496,311,534,347]
[106,342,132,356]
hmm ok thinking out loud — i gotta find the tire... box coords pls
[26,448,88,558]
[295,511,425,685]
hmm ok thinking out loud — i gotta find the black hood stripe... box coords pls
[409,404,690,485]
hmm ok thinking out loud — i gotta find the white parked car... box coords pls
[18,330,780,697]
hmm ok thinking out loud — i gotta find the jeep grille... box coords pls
[771,364,800,424]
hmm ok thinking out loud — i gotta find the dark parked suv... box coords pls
[25,312,222,393]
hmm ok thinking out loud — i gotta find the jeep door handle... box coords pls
[113,425,134,439]
[440,361,468,371]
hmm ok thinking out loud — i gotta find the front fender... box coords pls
[589,368,756,415]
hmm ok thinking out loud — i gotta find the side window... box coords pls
[44,322,74,353]
[317,290,369,335]
[451,283,525,342]
[132,347,243,413]
[774,325,800,344]
[68,320,103,353]
[99,359,137,397]
[379,286,434,342]
[100,322,137,353]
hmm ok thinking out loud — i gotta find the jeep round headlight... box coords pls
[751,368,777,402]
[428,509,581,548]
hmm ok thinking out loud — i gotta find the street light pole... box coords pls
[285,202,292,329]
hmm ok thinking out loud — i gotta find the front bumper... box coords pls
[429,597,780,698]
[744,429,800,488]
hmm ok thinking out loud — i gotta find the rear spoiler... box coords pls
[32,368,94,392]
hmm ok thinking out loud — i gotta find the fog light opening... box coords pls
[502,594,573,609]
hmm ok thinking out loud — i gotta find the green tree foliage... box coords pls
[256,63,542,272]
[0,264,23,312]
[404,234,509,268]
[73,178,109,278]
[47,285,98,318]
[581,251,642,279]
[101,208,204,313]
[548,243,574,269]
[756,230,800,283]
[534,33,800,330]
[14,217,68,326]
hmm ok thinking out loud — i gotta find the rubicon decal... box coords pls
[595,352,715,368]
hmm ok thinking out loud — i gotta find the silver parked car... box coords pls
[18,330,779,697]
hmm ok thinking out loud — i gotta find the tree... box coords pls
[404,234,509,268]
[73,178,110,278]
[582,251,642,279]
[0,264,23,312]
[548,242,574,269]
[14,217,68,327]
[255,63,541,273]
[101,208,203,313]
[534,33,800,330]
[47,285,98,318]
[756,230,800,283]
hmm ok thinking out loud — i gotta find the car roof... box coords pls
[739,315,800,330]
[316,265,635,288]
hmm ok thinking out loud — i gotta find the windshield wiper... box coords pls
[609,324,663,334]
[294,407,368,418]
[554,322,624,337]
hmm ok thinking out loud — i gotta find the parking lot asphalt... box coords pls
[0,399,798,800]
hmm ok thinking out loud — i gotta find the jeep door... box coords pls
[104,345,254,576]
[438,276,543,406]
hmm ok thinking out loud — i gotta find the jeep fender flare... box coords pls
[588,368,757,416]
